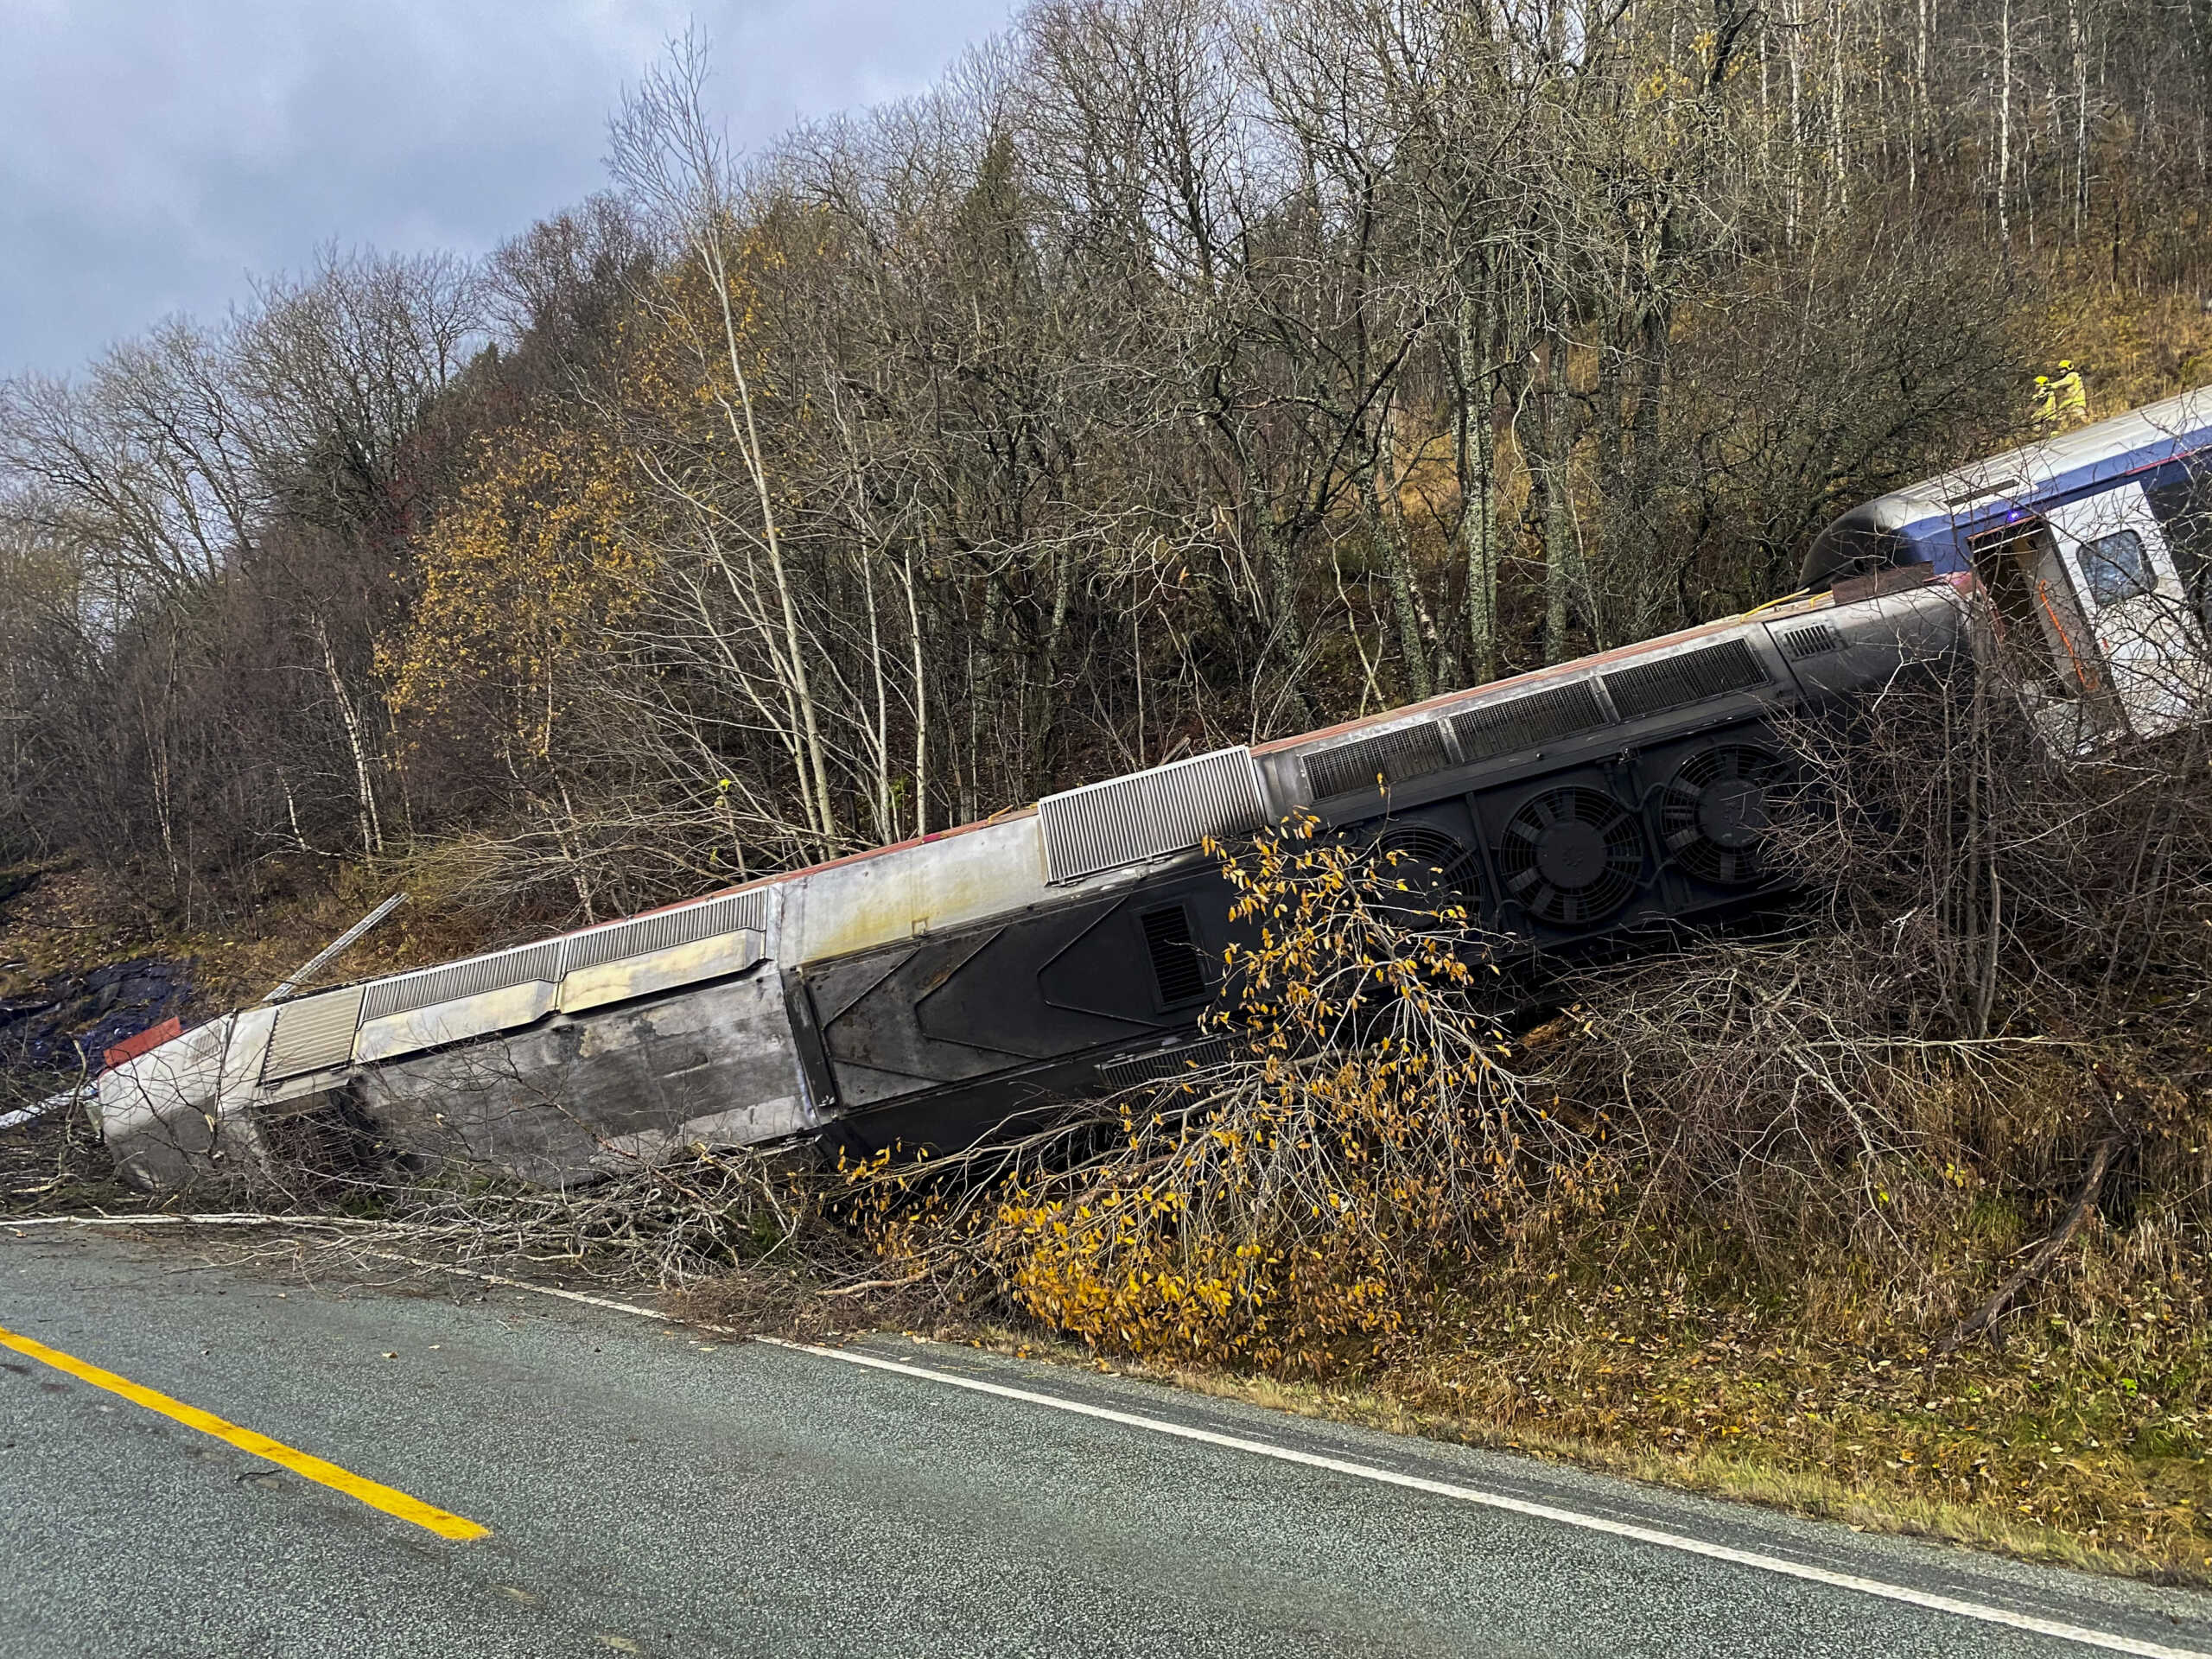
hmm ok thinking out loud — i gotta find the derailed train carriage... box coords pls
[95,387,2212,1192]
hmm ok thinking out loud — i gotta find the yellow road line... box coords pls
[0,1320,489,1541]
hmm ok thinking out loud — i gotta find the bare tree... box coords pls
[608,31,840,849]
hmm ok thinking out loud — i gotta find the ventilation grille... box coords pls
[1039,747,1266,885]
[262,984,368,1084]
[1305,721,1450,800]
[1942,476,2021,509]
[1141,905,1211,1005]
[1451,681,1608,763]
[562,889,770,973]
[1603,639,1769,720]
[1098,1037,1236,1090]
[360,941,565,1023]
[1776,621,1845,661]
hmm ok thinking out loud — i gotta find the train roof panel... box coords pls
[1803,385,2212,587]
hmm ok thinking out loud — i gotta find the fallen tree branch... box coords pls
[1936,1123,2126,1357]
[815,1270,931,1298]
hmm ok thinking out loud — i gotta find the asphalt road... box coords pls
[3,1227,2209,1659]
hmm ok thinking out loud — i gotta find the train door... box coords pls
[1967,517,2121,752]
[2042,484,2212,738]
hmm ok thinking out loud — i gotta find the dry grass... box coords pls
[1026,1344,2199,1582]
[929,1215,2211,1586]
[0,861,153,995]
[0,845,562,1027]
[2044,268,2212,413]
[846,1117,2209,1583]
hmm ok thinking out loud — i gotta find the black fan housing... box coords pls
[1496,786,1644,926]
[1374,823,1482,887]
[1367,823,1483,918]
[1658,744,1788,887]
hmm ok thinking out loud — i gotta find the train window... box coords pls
[2076,530,2154,608]
[2145,461,2212,626]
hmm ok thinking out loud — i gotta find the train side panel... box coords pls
[95,581,1973,1189]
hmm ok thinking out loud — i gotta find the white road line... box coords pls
[12,1218,2206,1656]
[355,1252,706,1325]
[760,1339,2209,1659]
[4,1213,393,1230]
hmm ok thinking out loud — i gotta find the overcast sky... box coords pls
[1,0,1014,378]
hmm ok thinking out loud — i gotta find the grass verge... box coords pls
[884,1225,2212,1589]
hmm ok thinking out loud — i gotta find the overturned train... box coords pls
[98,387,2212,1190]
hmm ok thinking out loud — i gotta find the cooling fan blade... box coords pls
[1495,786,1643,926]
[1365,823,1483,921]
[1657,744,1789,887]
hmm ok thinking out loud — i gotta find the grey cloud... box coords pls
[1,0,1011,374]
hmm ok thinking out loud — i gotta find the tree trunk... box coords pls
[1539,332,1580,665]
[2069,0,2090,238]
[1237,436,1314,726]
[1457,272,1502,685]
[902,550,928,840]
[1030,543,1075,796]
[1364,397,1435,702]
[314,614,384,858]
[1998,0,2015,251]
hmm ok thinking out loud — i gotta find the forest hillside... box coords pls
[3,0,2209,975]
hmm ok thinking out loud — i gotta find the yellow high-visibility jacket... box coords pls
[2052,369,2088,423]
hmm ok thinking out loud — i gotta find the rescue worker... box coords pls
[2051,359,2089,426]
[2031,374,2056,428]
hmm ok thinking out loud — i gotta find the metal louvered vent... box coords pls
[360,940,564,1024]
[563,888,771,973]
[261,984,367,1084]
[1776,621,1845,660]
[1451,680,1608,763]
[1603,639,1769,720]
[1942,475,2021,509]
[1140,904,1211,1005]
[1039,747,1266,885]
[1305,721,1450,800]
[1098,1037,1236,1090]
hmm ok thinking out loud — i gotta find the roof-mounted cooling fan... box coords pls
[1658,744,1788,887]
[1496,786,1644,927]
[1368,824,1483,916]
